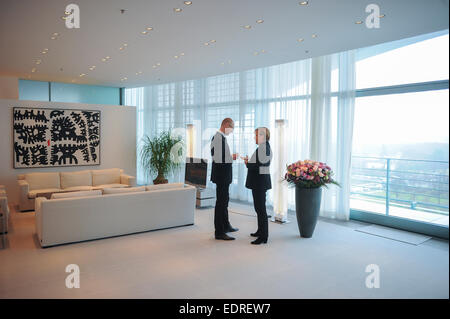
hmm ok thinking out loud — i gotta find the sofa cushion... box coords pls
[92,168,121,186]
[145,183,185,192]
[51,190,102,200]
[28,188,63,199]
[62,186,94,192]
[60,170,92,189]
[103,186,146,195]
[92,184,128,190]
[25,172,60,191]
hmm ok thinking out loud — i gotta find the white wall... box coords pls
[0,76,19,99]
[0,99,136,204]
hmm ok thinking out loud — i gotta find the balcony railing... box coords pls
[351,156,449,217]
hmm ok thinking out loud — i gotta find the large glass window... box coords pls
[356,31,449,89]
[351,29,449,228]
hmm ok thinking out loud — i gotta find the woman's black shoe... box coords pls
[251,237,268,245]
[250,232,260,237]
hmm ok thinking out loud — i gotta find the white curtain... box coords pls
[125,50,355,216]
[310,50,356,220]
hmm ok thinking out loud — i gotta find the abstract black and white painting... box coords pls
[13,107,100,168]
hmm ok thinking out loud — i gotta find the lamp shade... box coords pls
[186,124,195,158]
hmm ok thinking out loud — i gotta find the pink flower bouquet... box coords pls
[284,160,339,188]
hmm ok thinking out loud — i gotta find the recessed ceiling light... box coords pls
[106,56,110,59]
[221,62,225,65]
[141,31,148,35]
[101,58,107,62]
[31,68,36,73]
[64,11,71,15]
[243,25,251,29]
[311,34,317,38]
[119,47,124,50]
[89,66,96,71]
[355,20,363,24]
[204,42,209,46]
[174,55,179,59]
[180,53,185,56]
[61,16,68,20]
[297,38,304,42]
[209,40,216,44]
[256,19,264,24]
[261,49,266,53]
[79,73,86,77]
[152,65,157,68]
[123,43,128,47]
[53,32,59,36]
[146,27,153,31]
[156,62,161,66]
[51,36,57,40]
[184,1,192,5]
[174,8,182,12]
[35,59,41,65]
[299,1,308,5]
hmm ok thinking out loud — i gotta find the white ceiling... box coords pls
[0,0,448,88]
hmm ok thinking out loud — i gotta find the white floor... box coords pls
[0,202,448,299]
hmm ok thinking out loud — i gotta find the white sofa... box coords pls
[0,185,9,234]
[18,168,136,211]
[35,183,196,247]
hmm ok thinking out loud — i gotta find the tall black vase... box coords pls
[295,186,322,238]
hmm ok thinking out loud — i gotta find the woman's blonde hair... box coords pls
[255,127,270,141]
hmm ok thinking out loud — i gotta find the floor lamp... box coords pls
[186,124,195,158]
[272,119,289,223]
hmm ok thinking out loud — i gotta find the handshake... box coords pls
[231,153,249,164]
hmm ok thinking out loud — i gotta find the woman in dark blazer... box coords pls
[244,127,272,245]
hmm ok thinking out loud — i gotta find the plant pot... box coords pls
[295,186,322,238]
[153,173,168,185]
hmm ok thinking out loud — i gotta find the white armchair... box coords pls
[18,179,34,211]
[0,185,9,234]
[120,174,136,187]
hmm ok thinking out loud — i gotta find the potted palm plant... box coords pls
[140,131,184,184]
[284,160,340,238]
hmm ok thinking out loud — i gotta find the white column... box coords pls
[272,119,289,223]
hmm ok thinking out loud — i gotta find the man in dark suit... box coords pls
[211,118,239,241]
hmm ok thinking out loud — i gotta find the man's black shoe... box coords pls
[225,226,239,233]
[215,234,235,240]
